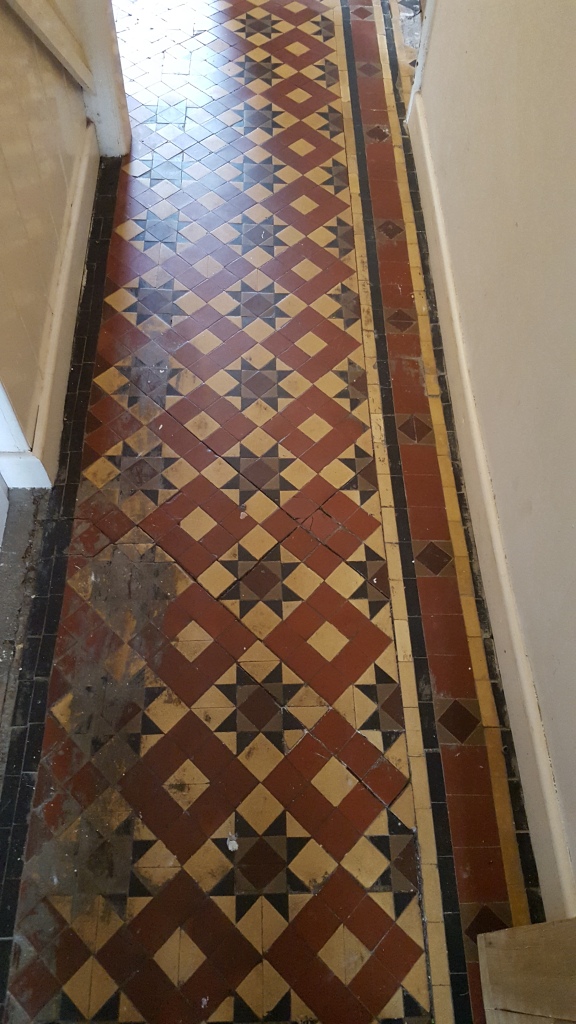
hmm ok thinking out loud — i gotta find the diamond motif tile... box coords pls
[2,1,507,1023]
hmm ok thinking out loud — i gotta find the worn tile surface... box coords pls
[1,1,538,1022]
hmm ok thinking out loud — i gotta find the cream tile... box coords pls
[238,733,284,781]
[238,784,284,833]
[311,757,357,805]
[341,837,389,888]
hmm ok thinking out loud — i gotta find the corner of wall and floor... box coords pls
[406,3,576,919]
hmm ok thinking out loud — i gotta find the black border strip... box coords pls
[0,157,121,1010]
[340,3,474,1019]
[378,0,544,927]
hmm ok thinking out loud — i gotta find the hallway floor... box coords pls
[0,0,540,1022]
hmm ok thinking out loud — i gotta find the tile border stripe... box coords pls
[374,0,532,930]
[338,1,469,1018]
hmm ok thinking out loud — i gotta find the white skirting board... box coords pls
[0,473,8,548]
[31,122,100,483]
[407,91,576,920]
[0,122,99,489]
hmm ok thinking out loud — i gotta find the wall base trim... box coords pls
[32,122,99,483]
[0,473,8,548]
[407,90,576,919]
[0,454,51,489]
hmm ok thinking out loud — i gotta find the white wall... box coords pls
[408,0,576,916]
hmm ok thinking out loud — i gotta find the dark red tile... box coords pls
[454,846,508,902]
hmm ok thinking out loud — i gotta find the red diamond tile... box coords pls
[263,72,337,117]
[263,27,333,69]
[264,125,342,178]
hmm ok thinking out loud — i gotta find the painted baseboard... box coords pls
[0,473,8,548]
[31,122,100,483]
[407,91,576,919]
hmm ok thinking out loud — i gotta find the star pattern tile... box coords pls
[2,0,528,1022]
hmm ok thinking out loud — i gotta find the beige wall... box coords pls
[408,0,576,915]
[0,3,89,449]
[0,0,128,487]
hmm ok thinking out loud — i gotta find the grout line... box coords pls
[373,0,531,929]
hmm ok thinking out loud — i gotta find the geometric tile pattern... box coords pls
[3,0,430,1015]
[2,0,528,1022]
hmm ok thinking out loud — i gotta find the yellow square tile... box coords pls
[83,457,120,489]
[285,40,309,55]
[184,841,232,891]
[342,837,389,888]
[242,602,281,639]
[193,255,223,277]
[146,689,188,733]
[318,925,370,984]
[245,490,277,523]
[186,411,220,440]
[308,622,347,660]
[202,457,237,487]
[243,399,275,425]
[207,369,237,395]
[243,427,276,456]
[175,622,213,661]
[286,136,313,155]
[291,195,318,215]
[238,733,283,781]
[311,757,357,805]
[238,784,283,833]
[174,292,205,315]
[289,840,336,890]
[326,563,364,598]
[162,460,197,489]
[295,331,326,355]
[197,561,236,597]
[64,959,117,1019]
[299,414,331,441]
[164,760,209,809]
[242,525,276,559]
[284,562,322,599]
[281,460,315,488]
[155,930,205,986]
[320,459,356,488]
[192,330,222,355]
[180,507,216,540]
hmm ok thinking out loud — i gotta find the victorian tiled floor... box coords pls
[0,1,540,1022]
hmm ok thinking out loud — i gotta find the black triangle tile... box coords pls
[370,867,392,892]
[265,892,289,921]
[212,838,236,862]
[394,890,416,917]
[233,994,260,1022]
[93,990,120,1020]
[263,811,286,836]
[141,714,162,735]
[387,809,414,836]
[128,872,152,897]
[106,894,127,921]
[210,868,235,895]
[403,990,430,1016]
[286,867,308,893]
[361,710,381,731]
[267,990,291,1020]
[59,993,84,1021]
[282,709,304,731]
[236,892,261,919]
[369,834,390,857]
[286,837,309,862]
